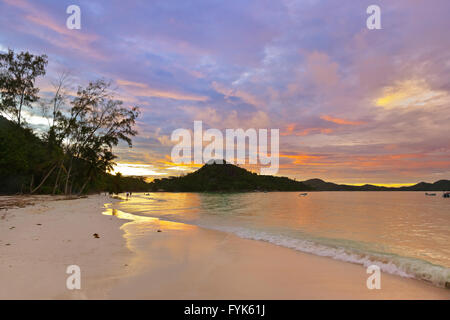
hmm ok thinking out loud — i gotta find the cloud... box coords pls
[281,123,334,136]
[375,79,449,109]
[180,105,270,129]
[2,0,104,59]
[111,163,167,177]
[211,81,265,107]
[320,115,366,126]
[117,79,208,102]
[305,51,339,87]
[1,0,449,184]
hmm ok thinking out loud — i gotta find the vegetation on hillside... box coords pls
[302,178,450,191]
[149,160,311,192]
[0,49,143,195]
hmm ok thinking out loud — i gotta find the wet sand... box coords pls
[0,195,449,299]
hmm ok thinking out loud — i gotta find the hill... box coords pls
[149,161,449,192]
[301,179,390,191]
[149,160,310,192]
[397,180,450,191]
[301,178,450,191]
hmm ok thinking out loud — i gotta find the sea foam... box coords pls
[196,224,450,288]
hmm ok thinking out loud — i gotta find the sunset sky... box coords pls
[1,0,449,185]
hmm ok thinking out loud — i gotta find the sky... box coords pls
[0,0,449,185]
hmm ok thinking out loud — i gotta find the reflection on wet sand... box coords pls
[102,205,195,258]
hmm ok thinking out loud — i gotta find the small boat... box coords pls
[443,192,450,198]
[299,193,308,196]
[425,193,436,196]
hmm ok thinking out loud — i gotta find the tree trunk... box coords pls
[52,162,63,195]
[77,175,91,196]
[31,165,57,194]
[65,157,73,195]
[29,174,34,193]
[18,90,25,126]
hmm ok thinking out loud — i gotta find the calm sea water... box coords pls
[116,191,450,287]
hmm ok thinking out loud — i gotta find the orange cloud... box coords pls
[281,123,296,136]
[297,128,333,136]
[160,155,202,169]
[375,79,449,109]
[281,123,334,136]
[280,154,323,165]
[320,115,366,126]
[329,154,448,170]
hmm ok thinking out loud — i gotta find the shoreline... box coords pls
[0,195,449,299]
[0,195,133,299]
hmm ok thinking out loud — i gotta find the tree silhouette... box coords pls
[0,49,47,126]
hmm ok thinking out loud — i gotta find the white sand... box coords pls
[0,195,449,300]
[0,195,131,299]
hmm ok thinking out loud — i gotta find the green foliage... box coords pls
[98,173,150,194]
[0,116,50,193]
[0,49,48,125]
[52,79,140,195]
[149,161,311,192]
[0,115,150,194]
[0,50,143,195]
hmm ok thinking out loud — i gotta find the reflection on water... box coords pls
[102,206,195,253]
[110,191,450,287]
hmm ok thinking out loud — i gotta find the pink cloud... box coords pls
[320,115,366,126]
[117,79,208,102]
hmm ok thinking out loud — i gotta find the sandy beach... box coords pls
[0,195,131,299]
[0,195,449,300]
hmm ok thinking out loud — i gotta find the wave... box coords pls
[121,195,450,289]
[194,224,450,288]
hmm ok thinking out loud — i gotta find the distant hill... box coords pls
[301,179,390,191]
[149,160,310,192]
[301,178,450,191]
[149,161,450,192]
[396,180,450,191]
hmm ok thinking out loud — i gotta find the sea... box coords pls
[115,191,450,288]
